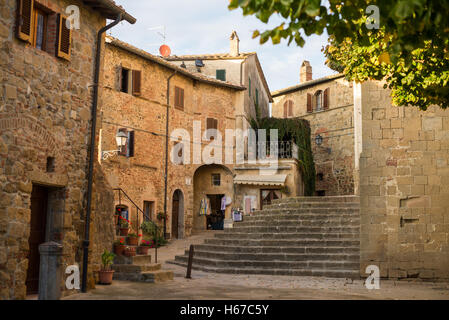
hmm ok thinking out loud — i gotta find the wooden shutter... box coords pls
[307,93,313,113]
[206,118,213,130]
[57,14,71,60]
[288,101,293,117]
[132,70,141,96]
[283,101,288,118]
[216,69,226,81]
[174,86,184,110]
[180,88,184,109]
[16,0,34,43]
[127,131,135,157]
[323,88,329,110]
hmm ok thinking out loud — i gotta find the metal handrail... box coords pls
[113,188,159,263]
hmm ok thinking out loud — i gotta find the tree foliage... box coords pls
[229,0,449,109]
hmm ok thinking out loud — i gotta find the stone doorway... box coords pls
[171,190,184,239]
[26,185,49,295]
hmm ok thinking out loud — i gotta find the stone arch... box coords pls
[193,164,233,231]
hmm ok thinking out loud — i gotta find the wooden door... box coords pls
[172,193,179,239]
[26,185,48,295]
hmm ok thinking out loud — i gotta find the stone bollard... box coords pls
[38,241,63,300]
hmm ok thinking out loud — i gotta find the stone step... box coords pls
[215,232,359,240]
[272,196,360,204]
[204,238,360,247]
[167,260,360,278]
[224,226,360,234]
[245,214,360,222]
[264,202,360,210]
[194,244,360,254]
[184,250,360,262]
[253,208,360,216]
[113,254,152,265]
[112,263,161,273]
[173,255,359,270]
[113,269,174,283]
[234,219,360,227]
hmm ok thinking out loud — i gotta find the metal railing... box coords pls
[114,188,159,263]
[255,140,298,160]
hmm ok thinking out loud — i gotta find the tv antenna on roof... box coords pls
[148,25,171,57]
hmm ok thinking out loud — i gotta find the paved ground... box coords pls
[64,231,449,300]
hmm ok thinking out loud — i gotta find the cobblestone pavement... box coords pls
[64,231,449,300]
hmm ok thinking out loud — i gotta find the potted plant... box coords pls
[98,249,115,285]
[137,239,153,255]
[124,246,136,257]
[119,217,129,236]
[157,212,167,221]
[113,238,126,255]
[127,232,139,246]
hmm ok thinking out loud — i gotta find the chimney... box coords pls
[230,31,239,57]
[300,60,312,83]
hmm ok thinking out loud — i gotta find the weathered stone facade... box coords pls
[272,73,355,196]
[0,0,133,299]
[356,81,449,280]
[100,37,246,238]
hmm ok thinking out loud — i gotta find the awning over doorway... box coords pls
[234,174,287,186]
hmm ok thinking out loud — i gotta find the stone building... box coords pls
[100,35,304,240]
[272,62,355,196]
[273,61,449,280]
[0,0,134,299]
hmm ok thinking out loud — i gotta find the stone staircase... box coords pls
[168,196,360,278]
[112,244,174,283]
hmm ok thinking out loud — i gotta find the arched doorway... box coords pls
[171,189,184,239]
[193,164,233,231]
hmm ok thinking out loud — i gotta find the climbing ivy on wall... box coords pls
[250,101,315,196]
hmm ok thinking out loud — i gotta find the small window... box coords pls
[216,69,226,81]
[174,86,184,110]
[317,173,324,181]
[46,157,55,172]
[248,78,251,97]
[212,174,221,186]
[121,68,130,93]
[317,190,326,196]
[206,118,218,141]
[143,201,154,221]
[315,91,323,111]
[33,8,48,51]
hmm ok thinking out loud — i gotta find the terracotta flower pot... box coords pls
[114,244,125,256]
[124,247,136,257]
[137,246,149,255]
[128,237,138,246]
[119,228,129,236]
[98,270,114,285]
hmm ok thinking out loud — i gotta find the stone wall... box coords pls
[0,0,114,299]
[358,81,449,280]
[272,77,355,196]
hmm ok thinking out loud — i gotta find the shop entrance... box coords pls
[260,189,280,209]
[207,194,224,230]
[26,185,49,295]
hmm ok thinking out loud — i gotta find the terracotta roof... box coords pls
[165,52,272,102]
[164,53,255,61]
[83,0,136,24]
[105,36,246,91]
[271,73,345,97]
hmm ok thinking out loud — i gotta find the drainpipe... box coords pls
[81,14,123,293]
[163,71,177,239]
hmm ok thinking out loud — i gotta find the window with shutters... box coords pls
[132,70,141,96]
[283,100,293,118]
[119,68,141,95]
[206,117,218,141]
[315,90,323,111]
[121,68,130,93]
[307,93,313,113]
[143,201,154,221]
[174,86,184,110]
[16,1,61,57]
[216,69,226,81]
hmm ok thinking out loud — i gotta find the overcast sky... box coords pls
[109,0,337,92]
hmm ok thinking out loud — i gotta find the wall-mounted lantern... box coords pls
[102,131,128,160]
